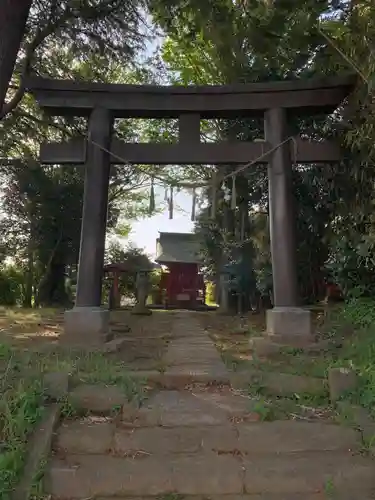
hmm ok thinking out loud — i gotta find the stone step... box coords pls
[232,370,326,396]
[69,384,128,414]
[243,453,374,495]
[45,452,374,498]
[47,496,375,500]
[45,453,243,497]
[135,390,237,427]
[128,367,231,388]
[55,419,360,456]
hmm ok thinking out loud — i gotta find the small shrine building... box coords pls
[155,232,205,309]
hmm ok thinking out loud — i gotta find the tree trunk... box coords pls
[23,246,33,307]
[0,0,33,116]
[38,259,70,307]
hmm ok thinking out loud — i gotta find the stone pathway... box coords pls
[45,312,375,499]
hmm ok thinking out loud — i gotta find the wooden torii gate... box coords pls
[26,75,355,346]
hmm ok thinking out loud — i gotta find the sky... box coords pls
[125,17,195,259]
[128,187,194,259]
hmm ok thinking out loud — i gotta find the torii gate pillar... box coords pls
[265,108,312,343]
[64,107,113,345]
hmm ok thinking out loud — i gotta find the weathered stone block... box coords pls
[170,454,243,494]
[248,371,326,396]
[249,337,283,357]
[12,404,60,500]
[337,401,375,453]
[69,384,125,413]
[163,364,230,388]
[44,371,70,401]
[266,306,312,339]
[237,421,359,453]
[56,418,114,454]
[45,455,174,497]
[243,454,374,495]
[328,367,358,402]
[101,337,127,353]
[136,390,230,427]
[122,401,139,422]
[45,454,243,497]
[64,306,112,345]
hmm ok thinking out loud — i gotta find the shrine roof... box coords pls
[155,232,202,264]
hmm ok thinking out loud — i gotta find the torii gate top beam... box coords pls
[26,75,356,119]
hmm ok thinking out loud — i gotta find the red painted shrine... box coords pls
[156,232,205,309]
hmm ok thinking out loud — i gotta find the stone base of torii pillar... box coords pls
[63,307,111,345]
[250,307,319,357]
[266,307,312,340]
[266,306,313,343]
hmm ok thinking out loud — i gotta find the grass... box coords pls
[205,300,375,421]
[0,344,45,500]
[0,307,149,499]
[321,299,375,416]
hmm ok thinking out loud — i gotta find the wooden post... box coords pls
[75,107,113,307]
[265,107,298,307]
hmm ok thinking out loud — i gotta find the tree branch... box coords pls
[14,109,73,136]
[0,7,73,119]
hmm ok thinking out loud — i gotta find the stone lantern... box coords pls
[132,269,152,315]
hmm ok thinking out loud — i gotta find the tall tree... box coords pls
[150,0,375,301]
[0,0,33,116]
[1,0,147,119]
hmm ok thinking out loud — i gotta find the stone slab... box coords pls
[170,454,243,494]
[165,345,222,364]
[69,384,126,413]
[136,390,231,426]
[266,307,312,338]
[56,418,114,454]
[114,425,238,454]
[12,404,60,500]
[164,364,230,384]
[101,337,128,353]
[46,454,243,497]
[92,496,375,500]
[64,307,112,345]
[43,371,70,402]
[243,454,374,494]
[237,421,360,453]
[246,371,326,396]
[45,455,173,497]
[192,390,255,416]
[328,367,358,402]
[250,336,334,357]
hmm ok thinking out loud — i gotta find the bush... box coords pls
[326,234,375,298]
[0,266,25,306]
[206,281,216,304]
[328,299,375,414]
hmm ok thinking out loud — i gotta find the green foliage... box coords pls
[326,213,375,298]
[105,240,153,299]
[150,0,375,304]
[252,397,276,422]
[0,345,45,499]
[0,266,25,306]
[1,60,157,306]
[206,281,216,304]
[320,300,375,415]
